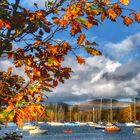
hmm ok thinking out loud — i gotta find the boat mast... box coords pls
[69,107,71,122]
[133,96,136,122]
[129,105,132,122]
[55,103,58,122]
[110,98,113,123]
[99,98,102,122]
[93,107,95,122]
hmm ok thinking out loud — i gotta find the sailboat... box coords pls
[64,107,79,126]
[48,104,64,126]
[22,124,38,130]
[29,127,48,135]
[88,107,97,127]
[28,113,48,135]
[22,119,38,130]
[126,97,137,127]
[125,105,136,126]
[132,97,140,134]
[93,99,106,129]
[105,99,121,132]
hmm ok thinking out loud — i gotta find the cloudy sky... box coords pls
[3,0,140,103]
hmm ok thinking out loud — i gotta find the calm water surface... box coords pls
[1,124,140,140]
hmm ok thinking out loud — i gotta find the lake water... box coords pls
[0,124,140,140]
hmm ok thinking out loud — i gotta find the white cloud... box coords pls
[46,51,140,102]
[104,33,140,61]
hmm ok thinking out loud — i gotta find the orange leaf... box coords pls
[5,22,11,29]
[36,96,42,102]
[6,104,14,112]
[108,8,117,21]
[48,46,58,55]
[7,67,12,75]
[123,16,133,26]
[0,19,4,29]
[120,0,129,5]
[87,22,93,28]
[135,13,140,23]
[101,12,107,22]
[34,40,42,47]
[76,56,85,65]
[52,17,60,24]
[33,69,41,77]
[77,34,86,45]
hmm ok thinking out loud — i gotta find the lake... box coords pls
[0,124,140,140]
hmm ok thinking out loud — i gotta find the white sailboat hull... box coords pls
[29,128,48,135]
[125,122,136,126]
[22,125,38,130]
[48,122,64,126]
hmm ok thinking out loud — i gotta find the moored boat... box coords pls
[105,124,121,132]
[125,122,136,127]
[22,125,38,130]
[29,127,48,135]
[47,122,64,126]
[64,122,79,126]
[94,122,106,130]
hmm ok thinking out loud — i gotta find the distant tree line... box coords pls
[37,104,140,123]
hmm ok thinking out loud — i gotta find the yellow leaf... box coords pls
[120,0,129,5]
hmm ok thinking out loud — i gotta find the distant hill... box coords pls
[45,101,71,108]
[45,99,140,111]
[76,99,132,111]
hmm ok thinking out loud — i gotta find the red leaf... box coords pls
[8,53,13,59]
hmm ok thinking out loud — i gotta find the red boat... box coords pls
[105,124,121,133]
[63,129,73,134]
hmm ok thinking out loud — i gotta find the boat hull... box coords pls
[94,126,106,130]
[105,127,121,132]
[29,128,48,135]
[22,125,38,130]
[125,122,136,127]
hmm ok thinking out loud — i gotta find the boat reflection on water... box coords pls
[63,129,73,134]
[133,125,140,134]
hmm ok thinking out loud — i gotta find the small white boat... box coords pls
[47,122,64,126]
[125,122,136,126]
[22,125,38,130]
[87,122,98,127]
[94,122,106,130]
[38,122,45,124]
[29,127,48,135]
[78,122,87,126]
